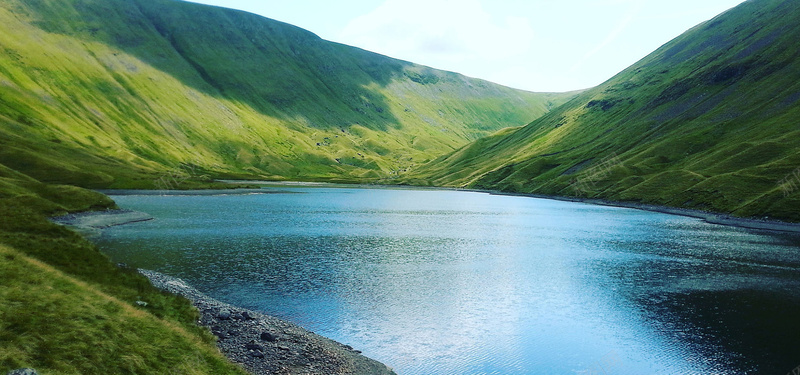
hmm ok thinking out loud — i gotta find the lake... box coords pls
[93,186,800,374]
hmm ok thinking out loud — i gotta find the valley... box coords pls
[1,0,799,374]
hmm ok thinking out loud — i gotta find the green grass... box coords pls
[0,244,247,375]
[408,0,800,222]
[0,170,245,374]
[0,0,575,189]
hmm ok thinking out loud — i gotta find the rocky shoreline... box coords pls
[139,270,396,375]
[51,209,154,237]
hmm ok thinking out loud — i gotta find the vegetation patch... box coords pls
[0,168,244,374]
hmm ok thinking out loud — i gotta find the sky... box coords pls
[184,0,747,93]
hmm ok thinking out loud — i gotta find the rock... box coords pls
[211,326,227,339]
[217,309,232,320]
[231,313,244,320]
[242,311,257,320]
[245,341,264,352]
[135,300,148,307]
[260,331,276,342]
[7,369,38,375]
[250,350,265,358]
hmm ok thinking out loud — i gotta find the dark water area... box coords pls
[93,187,800,374]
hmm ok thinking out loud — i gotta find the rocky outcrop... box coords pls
[139,270,395,375]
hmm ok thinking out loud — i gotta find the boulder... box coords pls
[260,331,276,342]
[245,341,264,352]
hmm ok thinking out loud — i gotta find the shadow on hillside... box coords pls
[30,0,407,131]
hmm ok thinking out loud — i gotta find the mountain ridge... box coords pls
[406,0,800,222]
[0,0,574,188]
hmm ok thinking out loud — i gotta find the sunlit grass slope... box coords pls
[0,168,246,374]
[409,0,800,222]
[0,245,247,374]
[0,0,573,188]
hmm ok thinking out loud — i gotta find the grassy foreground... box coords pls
[0,170,246,374]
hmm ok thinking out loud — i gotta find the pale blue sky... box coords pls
[184,0,747,92]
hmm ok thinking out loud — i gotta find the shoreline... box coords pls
[95,183,800,234]
[50,209,155,237]
[140,269,395,375]
[211,180,800,234]
[480,191,800,234]
[52,208,396,374]
[96,188,284,196]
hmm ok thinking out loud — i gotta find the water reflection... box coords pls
[94,188,800,374]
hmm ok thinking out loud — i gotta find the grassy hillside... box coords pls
[408,0,800,222]
[0,168,248,374]
[0,0,572,188]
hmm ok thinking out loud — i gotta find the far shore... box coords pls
[481,191,800,234]
[92,181,800,234]
[210,180,800,234]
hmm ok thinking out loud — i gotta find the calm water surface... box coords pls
[94,187,800,374]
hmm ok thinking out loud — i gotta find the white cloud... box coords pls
[339,0,535,68]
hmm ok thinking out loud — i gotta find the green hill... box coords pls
[0,0,572,188]
[407,0,800,222]
[0,166,250,374]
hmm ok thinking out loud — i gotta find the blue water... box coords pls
[94,186,800,374]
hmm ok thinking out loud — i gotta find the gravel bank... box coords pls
[571,198,800,233]
[139,270,396,375]
[51,209,154,237]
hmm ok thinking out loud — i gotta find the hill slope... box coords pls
[408,0,800,222]
[0,0,573,188]
[0,167,249,373]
